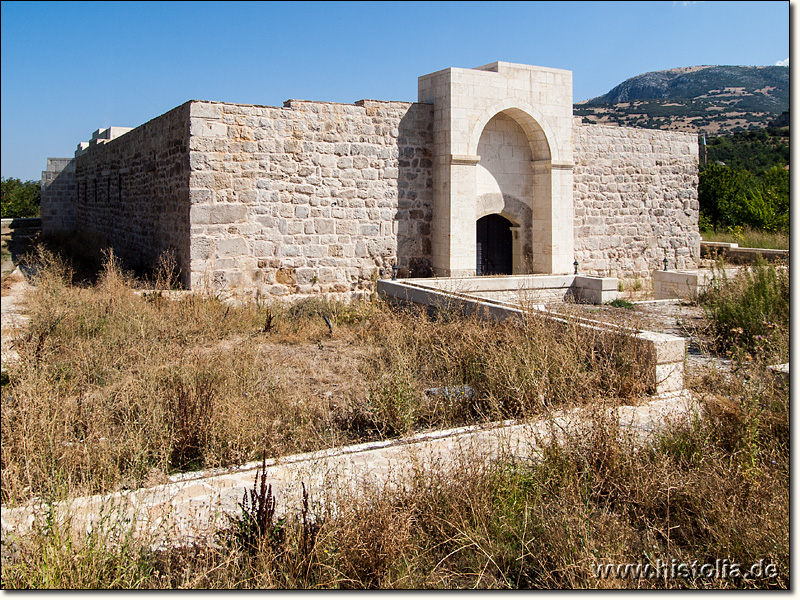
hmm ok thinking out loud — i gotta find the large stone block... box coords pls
[210,204,247,224]
[216,237,249,257]
[190,118,228,138]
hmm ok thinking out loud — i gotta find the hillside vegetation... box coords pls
[704,126,789,172]
[698,123,789,237]
[575,65,789,136]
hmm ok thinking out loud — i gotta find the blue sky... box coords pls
[0,0,790,181]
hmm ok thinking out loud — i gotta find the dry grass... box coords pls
[0,247,789,588]
[699,261,789,363]
[1,247,650,506]
[701,227,789,250]
[3,364,788,589]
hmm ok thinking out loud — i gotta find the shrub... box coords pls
[700,261,789,362]
[699,166,789,233]
[737,186,789,233]
[607,298,635,310]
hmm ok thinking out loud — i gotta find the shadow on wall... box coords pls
[395,104,434,278]
[71,103,194,288]
[2,218,41,266]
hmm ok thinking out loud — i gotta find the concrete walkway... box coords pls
[1,391,698,551]
[0,267,33,368]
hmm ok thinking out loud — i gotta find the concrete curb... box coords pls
[1,391,699,552]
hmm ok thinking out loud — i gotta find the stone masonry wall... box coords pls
[41,158,76,235]
[187,99,433,298]
[73,103,192,282]
[573,121,700,280]
[49,93,700,298]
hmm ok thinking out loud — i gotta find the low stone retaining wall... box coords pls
[1,392,698,552]
[377,278,685,395]
[652,268,743,300]
[700,241,788,264]
[1,217,41,231]
[396,274,618,305]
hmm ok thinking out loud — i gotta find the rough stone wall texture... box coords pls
[573,120,700,280]
[187,99,433,298]
[44,93,700,298]
[73,103,192,283]
[41,158,76,235]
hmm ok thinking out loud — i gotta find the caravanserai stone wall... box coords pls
[572,121,700,279]
[72,103,193,281]
[41,158,76,234]
[187,99,433,297]
[41,62,700,298]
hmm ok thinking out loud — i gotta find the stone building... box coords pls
[41,62,700,298]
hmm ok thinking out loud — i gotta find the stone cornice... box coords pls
[531,159,574,171]
[450,154,481,166]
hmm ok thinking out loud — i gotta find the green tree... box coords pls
[1,177,41,218]
[698,165,753,230]
[699,165,789,233]
[740,166,789,232]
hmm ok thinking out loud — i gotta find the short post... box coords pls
[663,257,668,271]
[392,264,399,280]
[573,260,579,275]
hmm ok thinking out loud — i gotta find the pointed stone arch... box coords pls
[471,105,572,274]
[467,99,557,163]
[420,61,575,277]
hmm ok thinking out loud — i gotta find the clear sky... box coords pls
[0,0,791,181]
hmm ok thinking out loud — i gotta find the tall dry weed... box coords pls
[3,247,787,588]
[2,252,656,506]
[700,260,789,362]
[2,358,788,588]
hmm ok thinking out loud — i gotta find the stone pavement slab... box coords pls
[1,267,33,367]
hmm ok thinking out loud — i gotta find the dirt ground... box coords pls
[0,220,725,387]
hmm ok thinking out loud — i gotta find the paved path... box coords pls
[1,391,698,551]
[1,267,33,368]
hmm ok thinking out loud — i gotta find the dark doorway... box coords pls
[476,214,513,275]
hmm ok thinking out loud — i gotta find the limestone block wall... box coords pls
[41,158,76,235]
[573,121,700,279]
[73,103,192,282]
[187,99,434,298]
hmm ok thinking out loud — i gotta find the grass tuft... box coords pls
[699,260,788,363]
[0,246,789,588]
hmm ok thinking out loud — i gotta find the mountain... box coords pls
[574,65,789,136]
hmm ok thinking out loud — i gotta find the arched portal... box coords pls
[476,214,513,275]
[420,62,574,277]
[476,111,535,273]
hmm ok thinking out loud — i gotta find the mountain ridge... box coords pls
[574,65,789,136]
